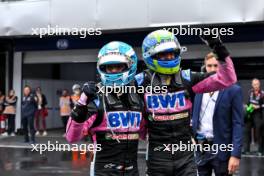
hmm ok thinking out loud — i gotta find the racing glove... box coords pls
[71,81,97,123]
[200,32,229,61]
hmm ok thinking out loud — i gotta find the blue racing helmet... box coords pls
[97,41,138,86]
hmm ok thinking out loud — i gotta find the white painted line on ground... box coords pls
[0,144,32,149]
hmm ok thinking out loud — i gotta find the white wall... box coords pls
[0,0,263,36]
[13,52,22,131]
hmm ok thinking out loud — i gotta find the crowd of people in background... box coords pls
[0,84,82,142]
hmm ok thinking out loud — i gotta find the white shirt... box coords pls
[197,91,219,138]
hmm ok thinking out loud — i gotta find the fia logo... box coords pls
[146,91,186,110]
[107,111,142,129]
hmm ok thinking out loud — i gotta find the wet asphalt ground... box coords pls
[0,131,263,176]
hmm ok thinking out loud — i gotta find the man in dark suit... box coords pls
[22,85,37,143]
[192,52,244,176]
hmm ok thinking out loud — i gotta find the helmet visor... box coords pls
[98,54,130,74]
[100,63,129,74]
[154,50,181,61]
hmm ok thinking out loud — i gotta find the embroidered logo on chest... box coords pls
[145,91,186,110]
[106,111,142,129]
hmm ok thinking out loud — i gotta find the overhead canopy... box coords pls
[0,0,263,36]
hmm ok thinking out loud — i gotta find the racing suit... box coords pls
[247,89,264,153]
[66,85,146,176]
[135,43,237,176]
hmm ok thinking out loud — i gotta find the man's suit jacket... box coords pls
[192,84,244,160]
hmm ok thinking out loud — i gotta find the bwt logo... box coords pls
[107,111,142,129]
[146,91,186,109]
